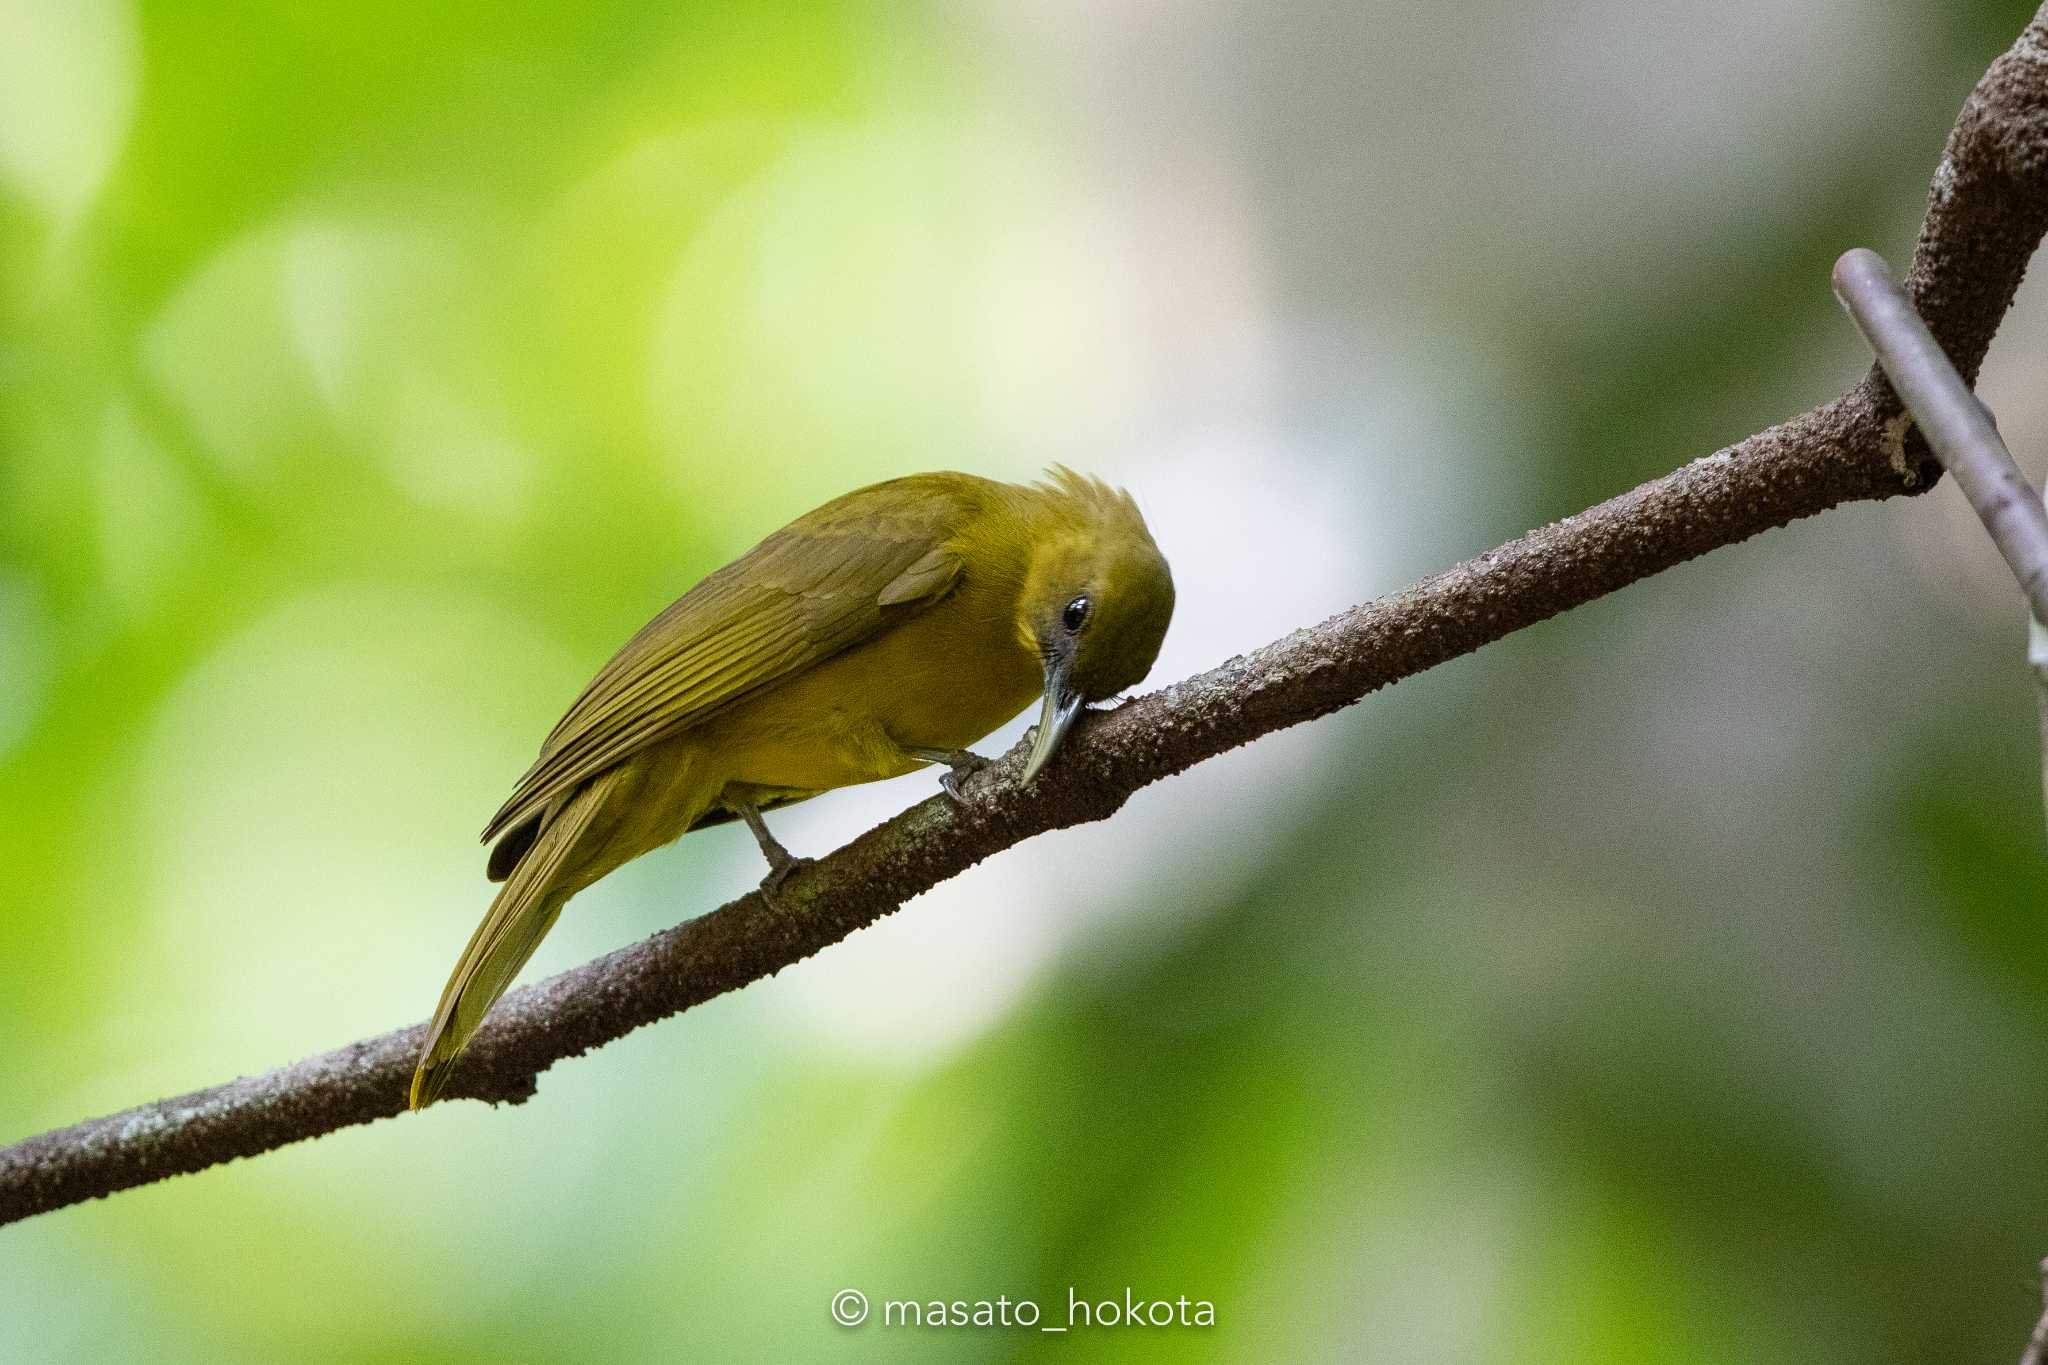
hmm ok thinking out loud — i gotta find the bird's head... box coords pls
[1015,470,1175,783]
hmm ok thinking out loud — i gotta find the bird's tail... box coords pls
[410,769,623,1109]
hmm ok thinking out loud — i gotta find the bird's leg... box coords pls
[906,747,990,804]
[733,801,813,907]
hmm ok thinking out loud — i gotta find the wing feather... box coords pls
[482,476,977,844]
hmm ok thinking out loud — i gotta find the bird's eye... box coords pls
[1062,595,1091,632]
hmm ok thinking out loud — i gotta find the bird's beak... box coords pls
[1022,656,1084,785]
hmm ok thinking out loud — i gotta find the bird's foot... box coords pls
[910,747,990,804]
[735,800,813,909]
[757,850,817,911]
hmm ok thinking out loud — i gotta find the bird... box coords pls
[409,467,1174,1108]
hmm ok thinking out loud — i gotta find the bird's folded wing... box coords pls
[481,480,971,844]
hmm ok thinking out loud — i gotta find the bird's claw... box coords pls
[758,853,817,910]
[937,752,989,805]
[905,746,990,804]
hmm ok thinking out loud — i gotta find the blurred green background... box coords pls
[5,0,2048,1359]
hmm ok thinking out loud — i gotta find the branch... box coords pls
[1832,247,2048,624]
[10,5,2048,1229]
[1832,245,2048,844]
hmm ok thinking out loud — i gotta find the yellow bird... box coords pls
[411,468,1174,1108]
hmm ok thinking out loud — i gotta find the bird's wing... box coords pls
[481,478,975,845]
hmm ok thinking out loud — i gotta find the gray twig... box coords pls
[1832,247,2048,625]
[2035,609,2048,828]
[1834,245,2048,844]
[8,4,2048,1230]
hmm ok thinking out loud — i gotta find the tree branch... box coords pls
[1832,244,2048,850]
[9,5,2048,1230]
[1832,246,2048,623]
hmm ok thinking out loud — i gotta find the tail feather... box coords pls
[410,770,623,1109]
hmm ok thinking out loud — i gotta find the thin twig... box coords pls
[1832,247,2048,625]
[2035,591,2048,830]
[1834,252,2048,842]
[7,3,2048,1230]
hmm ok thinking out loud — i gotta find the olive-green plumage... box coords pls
[410,468,1173,1108]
